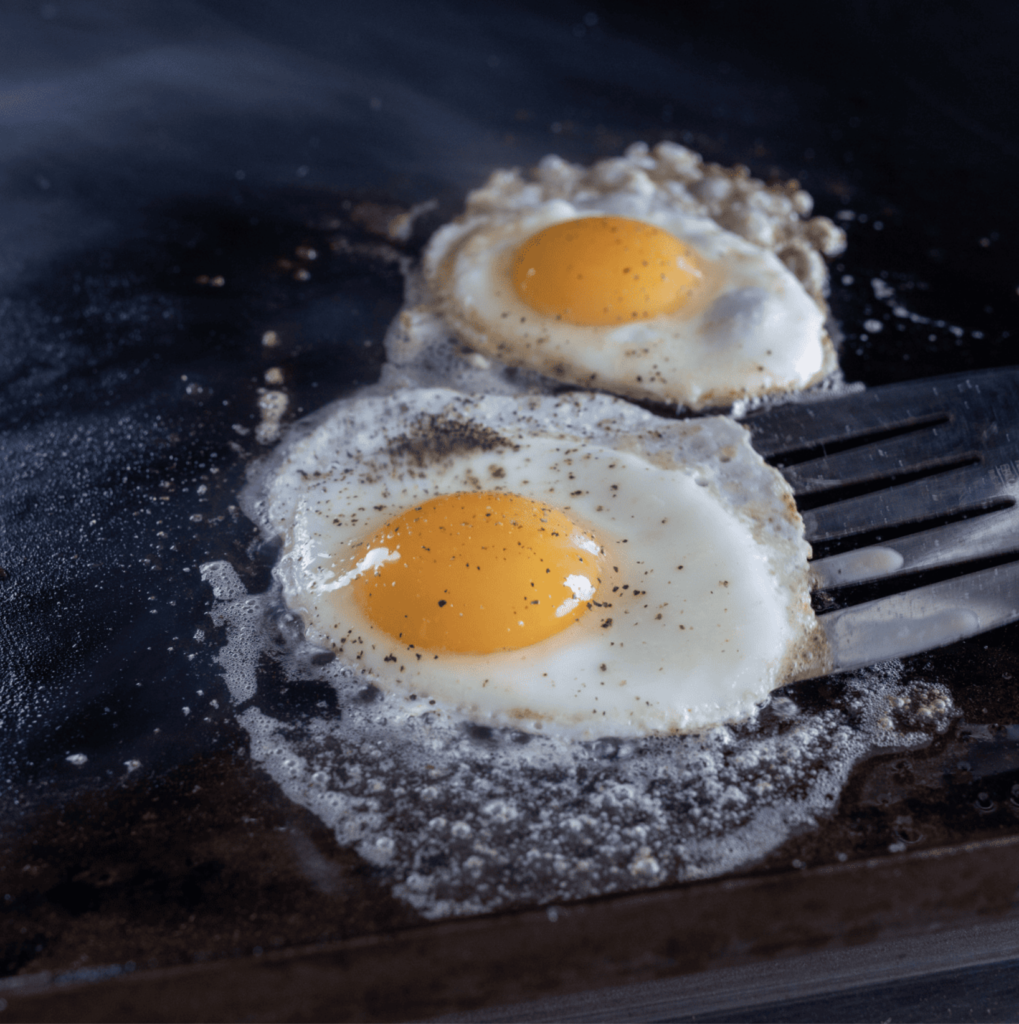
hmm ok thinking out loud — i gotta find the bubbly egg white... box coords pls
[423,142,845,410]
[203,556,957,920]
[261,388,822,738]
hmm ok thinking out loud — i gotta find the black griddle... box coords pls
[2,1,1019,1020]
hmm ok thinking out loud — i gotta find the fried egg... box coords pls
[422,142,845,410]
[264,387,824,738]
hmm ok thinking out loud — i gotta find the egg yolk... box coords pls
[510,216,703,326]
[350,491,606,654]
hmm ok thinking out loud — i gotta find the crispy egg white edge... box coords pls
[259,387,823,739]
[420,144,841,410]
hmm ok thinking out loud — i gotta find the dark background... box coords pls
[1,0,1018,1018]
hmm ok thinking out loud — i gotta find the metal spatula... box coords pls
[741,367,1019,679]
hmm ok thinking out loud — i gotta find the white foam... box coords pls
[205,569,957,920]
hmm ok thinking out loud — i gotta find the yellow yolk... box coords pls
[510,216,703,326]
[350,491,606,654]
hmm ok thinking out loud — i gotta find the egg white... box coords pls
[265,388,823,739]
[423,143,842,410]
